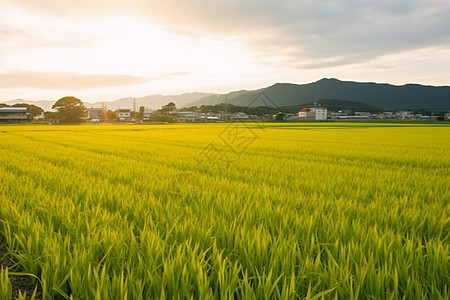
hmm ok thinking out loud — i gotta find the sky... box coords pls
[1,0,449,102]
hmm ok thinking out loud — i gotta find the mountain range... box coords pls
[185,78,450,111]
[2,78,449,112]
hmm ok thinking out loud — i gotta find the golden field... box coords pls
[0,122,449,299]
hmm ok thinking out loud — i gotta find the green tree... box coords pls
[13,103,44,120]
[273,112,286,121]
[158,102,177,115]
[52,96,86,123]
[43,111,57,121]
[151,102,178,122]
[139,106,145,119]
[106,110,116,122]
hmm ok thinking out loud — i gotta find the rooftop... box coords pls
[0,107,27,113]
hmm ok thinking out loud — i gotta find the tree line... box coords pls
[6,96,440,124]
[49,97,180,123]
[0,96,182,123]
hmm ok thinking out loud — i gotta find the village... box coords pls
[1,102,449,124]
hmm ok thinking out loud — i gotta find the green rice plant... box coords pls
[0,122,448,298]
[15,288,38,300]
[0,266,12,300]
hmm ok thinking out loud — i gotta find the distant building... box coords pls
[142,109,154,120]
[116,109,131,121]
[329,110,350,119]
[87,108,106,122]
[285,113,300,120]
[354,111,371,117]
[298,105,327,120]
[230,112,249,119]
[397,111,414,119]
[196,112,221,122]
[378,112,394,119]
[298,108,313,120]
[177,111,197,122]
[0,107,28,124]
[415,114,431,120]
[445,111,450,121]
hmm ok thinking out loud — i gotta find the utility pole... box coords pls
[224,95,228,122]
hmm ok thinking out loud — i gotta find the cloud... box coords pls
[172,1,450,69]
[0,70,151,90]
[2,0,450,70]
[0,8,93,56]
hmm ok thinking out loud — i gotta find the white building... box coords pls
[298,106,327,120]
[445,111,450,121]
[176,111,197,122]
[230,112,249,119]
[116,109,131,121]
[397,111,414,119]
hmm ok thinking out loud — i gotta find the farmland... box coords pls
[0,122,449,299]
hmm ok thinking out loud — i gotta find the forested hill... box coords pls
[4,78,449,112]
[186,78,450,111]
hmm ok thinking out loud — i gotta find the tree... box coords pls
[158,102,177,115]
[43,111,57,121]
[139,106,145,119]
[151,102,178,122]
[52,96,86,123]
[106,110,116,122]
[13,103,44,120]
[273,112,286,121]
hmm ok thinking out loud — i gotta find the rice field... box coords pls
[0,122,449,299]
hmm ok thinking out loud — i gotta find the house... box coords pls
[415,114,431,120]
[445,111,450,121]
[378,112,394,119]
[329,110,350,119]
[176,111,197,122]
[354,111,371,117]
[116,109,131,121]
[396,111,414,119]
[298,108,314,120]
[0,107,28,124]
[298,105,327,120]
[230,112,249,119]
[197,112,220,122]
[142,109,154,120]
[87,108,106,122]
